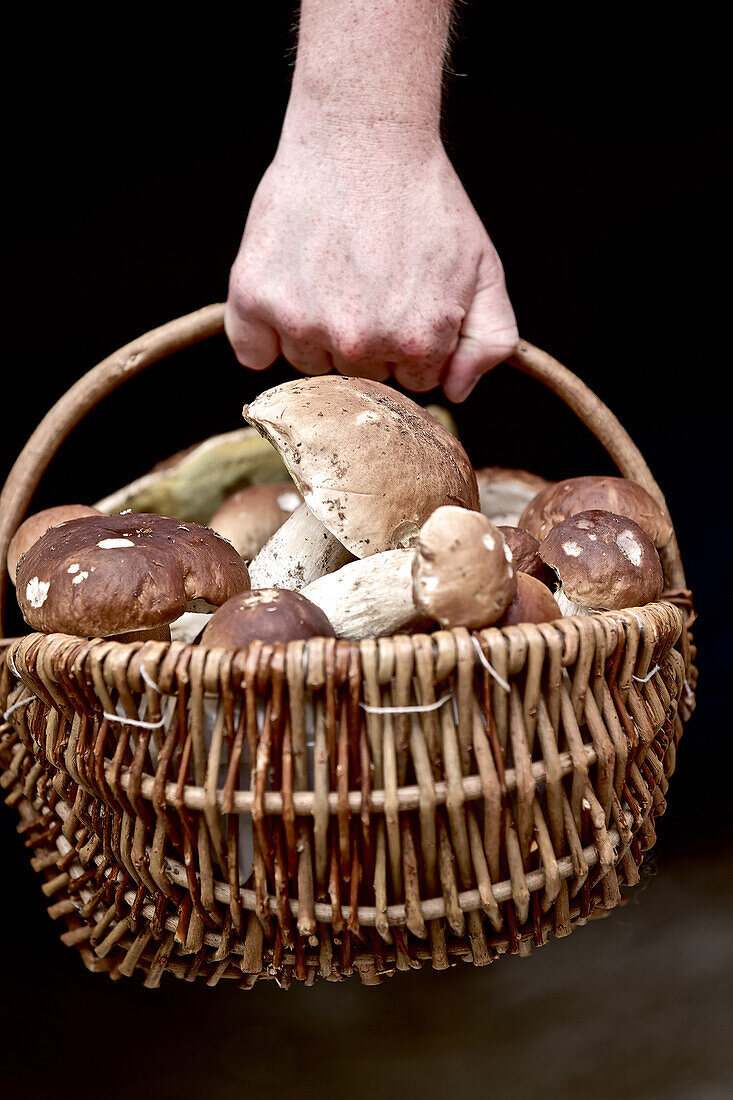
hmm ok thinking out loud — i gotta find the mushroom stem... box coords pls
[247,502,353,591]
[302,549,417,639]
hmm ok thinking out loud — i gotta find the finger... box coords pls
[224,301,281,371]
[442,265,519,404]
[280,335,333,376]
[331,354,391,382]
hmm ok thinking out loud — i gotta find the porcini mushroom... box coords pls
[520,475,674,548]
[16,512,249,639]
[8,504,101,582]
[244,377,479,589]
[497,571,561,626]
[200,588,335,648]
[498,526,554,587]
[475,467,552,527]
[538,509,664,616]
[303,507,517,639]
[208,482,303,560]
[412,506,516,629]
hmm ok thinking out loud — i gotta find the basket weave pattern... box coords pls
[0,599,691,986]
[0,306,696,986]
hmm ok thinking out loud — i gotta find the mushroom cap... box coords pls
[208,481,303,560]
[412,506,517,629]
[8,504,101,582]
[498,572,561,626]
[520,475,673,548]
[200,588,335,648]
[497,526,554,586]
[475,467,552,527]
[16,512,250,636]
[244,377,479,558]
[538,510,664,610]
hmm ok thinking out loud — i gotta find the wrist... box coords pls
[280,87,444,166]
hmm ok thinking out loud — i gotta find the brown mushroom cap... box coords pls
[8,504,101,582]
[412,506,517,629]
[16,512,249,636]
[538,510,664,611]
[200,588,335,648]
[497,526,555,587]
[520,475,673,548]
[208,482,303,560]
[497,572,561,626]
[475,467,552,526]
[244,377,479,558]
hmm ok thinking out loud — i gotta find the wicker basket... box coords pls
[0,305,696,988]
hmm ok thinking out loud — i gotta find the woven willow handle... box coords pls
[0,303,685,629]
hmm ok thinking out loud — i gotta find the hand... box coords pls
[225,128,518,403]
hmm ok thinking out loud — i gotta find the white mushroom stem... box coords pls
[170,611,212,644]
[554,587,592,617]
[302,549,417,639]
[248,502,353,591]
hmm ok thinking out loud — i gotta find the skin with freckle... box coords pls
[519,475,674,547]
[538,510,664,612]
[16,513,249,636]
[201,588,335,648]
[225,0,517,402]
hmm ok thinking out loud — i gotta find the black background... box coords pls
[1,7,730,1099]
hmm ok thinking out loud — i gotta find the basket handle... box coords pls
[0,303,686,630]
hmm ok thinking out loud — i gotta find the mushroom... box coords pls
[303,507,516,639]
[16,512,249,640]
[302,550,419,639]
[475,467,552,527]
[497,572,561,626]
[208,482,303,560]
[412,506,516,629]
[538,509,664,616]
[244,377,479,589]
[497,526,555,587]
[520,475,674,548]
[94,426,288,524]
[8,504,101,582]
[200,588,335,648]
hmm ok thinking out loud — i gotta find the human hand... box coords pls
[225,125,518,403]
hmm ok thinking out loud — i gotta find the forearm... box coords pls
[282,0,453,156]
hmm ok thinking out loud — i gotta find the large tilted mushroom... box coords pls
[244,377,479,589]
[520,474,674,548]
[538,509,664,616]
[303,506,516,639]
[475,467,552,527]
[8,504,101,582]
[16,512,250,640]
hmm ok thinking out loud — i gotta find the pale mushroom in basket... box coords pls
[538,509,664,616]
[520,474,674,548]
[303,507,516,638]
[16,512,249,642]
[8,504,101,582]
[475,467,552,527]
[208,482,303,560]
[497,572,561,626]
[244,376,479,590]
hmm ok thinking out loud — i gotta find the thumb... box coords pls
[442,257,519,404]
